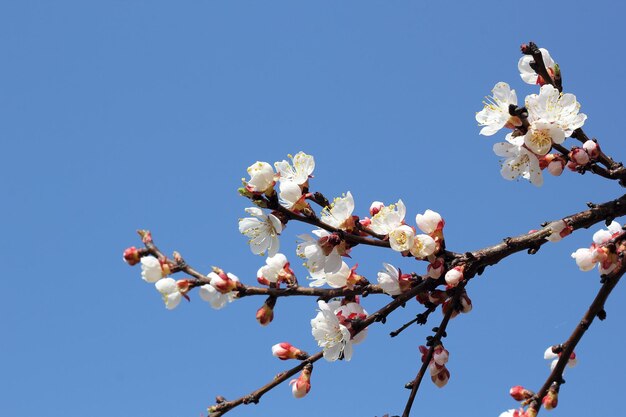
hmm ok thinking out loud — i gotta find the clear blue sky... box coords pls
[3,1,626,416]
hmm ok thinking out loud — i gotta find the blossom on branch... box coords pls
[369,200,406,235]
[257,253,295,286]
[493,133,543,187]
[321,192,355,231]
[518,47,556,86]
[289,365,312,399]
[475,82,520,136]
[140,255,170,283]
[245,161,276,194]
[311,300,368,362]
[155,278,190,310]
[544,346,577,371]
[238,207,282,257]
[525,85,586,137]
[297,229,345,275]
[274,151,315,186]
[377,262,411,295]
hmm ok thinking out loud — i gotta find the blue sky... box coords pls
[3,1,626,416]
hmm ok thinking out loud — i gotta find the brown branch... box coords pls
[208,273,441,416]
[208,351,324,417]
[401,284,464,417]
[528,260,626,414]
[389,305,436,338]
[140,236,385,298]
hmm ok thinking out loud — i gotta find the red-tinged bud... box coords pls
[520,43,531,54]
[346,264,365,288]
[176,279,192,294]
[427,258,444,279]
[542,388,558,410]
[431,366,450,388]
[547,156,566,176]
[369,201,384,216]
[210,267,239,293]
[360,217,372,228]
[445,266,464,287]
[256,302,275,326]
[433,344,449,366]
[569,147,590,165]
[272,342,306,360]
[525,407,538,417]
[123,247,141,265]
[398,271,413,293]
[289,365,312,398]
[566,160,578,172]
[583,140,600,160]
[510,386,534,401]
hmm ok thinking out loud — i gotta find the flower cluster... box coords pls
[239,152,316,257]
[311,299,368,362]
[571,221,624,274]
[365,204,443,259]
[419,344,450,388]
[476,48,587,186]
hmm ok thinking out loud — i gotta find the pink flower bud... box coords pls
[210,268,239,293]
[510,385,534,401]
[369,201,384,216]
[547,155,566,176]
[271,342,304,360]
[444,266,464,287]
[542,389,558,410]
[256,302,274,326]
[289,366,312,398]
[123,246,141,265]
[427,258,444,279]
[433,345,449,366]
[431,366,450,388]
[569,147,590,165]
[583,140,600,160]
[359,217,372,227]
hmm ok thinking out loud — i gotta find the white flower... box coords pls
[409,234,436,258]
[571,247,599,271]
[389,225,415,252]
[246,161,275,193]
[499,410,523,417]
[257,253,289,284]
[544,346,577,371]
[415,209,444,234]
[297,229,343,275]
[238,207,282,257]
[475,82,519,136]
[334,301,368,344]
[377,263,403,295]
[141,255,165,283]
[309,261,351,288]
[311,300,353,362]
[523,120,565,156]
[369,200,406,235]
[155,278,182,310]
[525,84,587,136]
[278,181,307,211]
[199,272,240,309]
[493,133,543,187]
[593,221,622,245]
[274,152,315,185]
[321,192,355,230]
[518,47,556,85]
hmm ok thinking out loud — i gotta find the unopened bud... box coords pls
[445,266,464,287]
[431,366,450,388]
[256,300,275,326]
[210,267,239,293]
[427,258,444,279]
[460,292,472,313]
[583,140,600,160]
[542,387,558,410]
[509,385,534,401]
[369,201,384,216]
[272,342,306,360]
[569,147,590,165]
[123,246,141,265]
[289,365,312,398]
